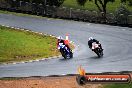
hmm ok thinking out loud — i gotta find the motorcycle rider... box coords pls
[57,36,71,54]
[57,36,65,49]
[88,37,103,51]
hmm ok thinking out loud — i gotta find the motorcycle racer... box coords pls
[57,36,72,55]
[88,37,103,51]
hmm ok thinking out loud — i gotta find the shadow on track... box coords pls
[89,56,103,59]
[59,57,73,62]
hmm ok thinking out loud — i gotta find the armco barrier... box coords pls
[0,0,132,27]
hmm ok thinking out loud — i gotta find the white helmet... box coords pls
[57,36,63,40]
[89,37,93,41]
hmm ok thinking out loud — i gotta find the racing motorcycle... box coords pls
[92,42,103,57]
[59,43,73,59]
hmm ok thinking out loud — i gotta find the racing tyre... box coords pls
[70,52,73,58]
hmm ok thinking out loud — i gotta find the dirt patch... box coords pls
[0,76,102,88]
[0,73,131,88]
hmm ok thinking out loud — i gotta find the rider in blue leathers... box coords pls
[57,36,71,56]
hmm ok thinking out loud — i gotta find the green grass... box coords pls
[0,10,44,18]
[0,26,59,63]
[62,0,132,13]
[103,83,132,88]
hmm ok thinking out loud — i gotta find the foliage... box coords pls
[5,0,65,6]
[76,0,88,6]
[90,0,115,13]
[47,0,65,6]
[121,0,132,6]
[115,4,130,23]
[115,4,130,16]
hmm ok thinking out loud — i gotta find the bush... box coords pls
[115,4,130,24]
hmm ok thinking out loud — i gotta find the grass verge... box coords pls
[0,25,60,63]
[103,83,132,88]
[0,10,44,18]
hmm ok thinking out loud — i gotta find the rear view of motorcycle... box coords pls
[91,42,103,58]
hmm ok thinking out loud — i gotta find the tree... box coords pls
[47,0,65,6]
[121,0,132,6]
[76,0,115,14]
[93,0,115,14]
[76,0,116,20]
[77,0,88,6]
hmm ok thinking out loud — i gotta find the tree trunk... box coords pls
[95,0,102,12]
[103,0,107,14]
[102,0,108,21]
